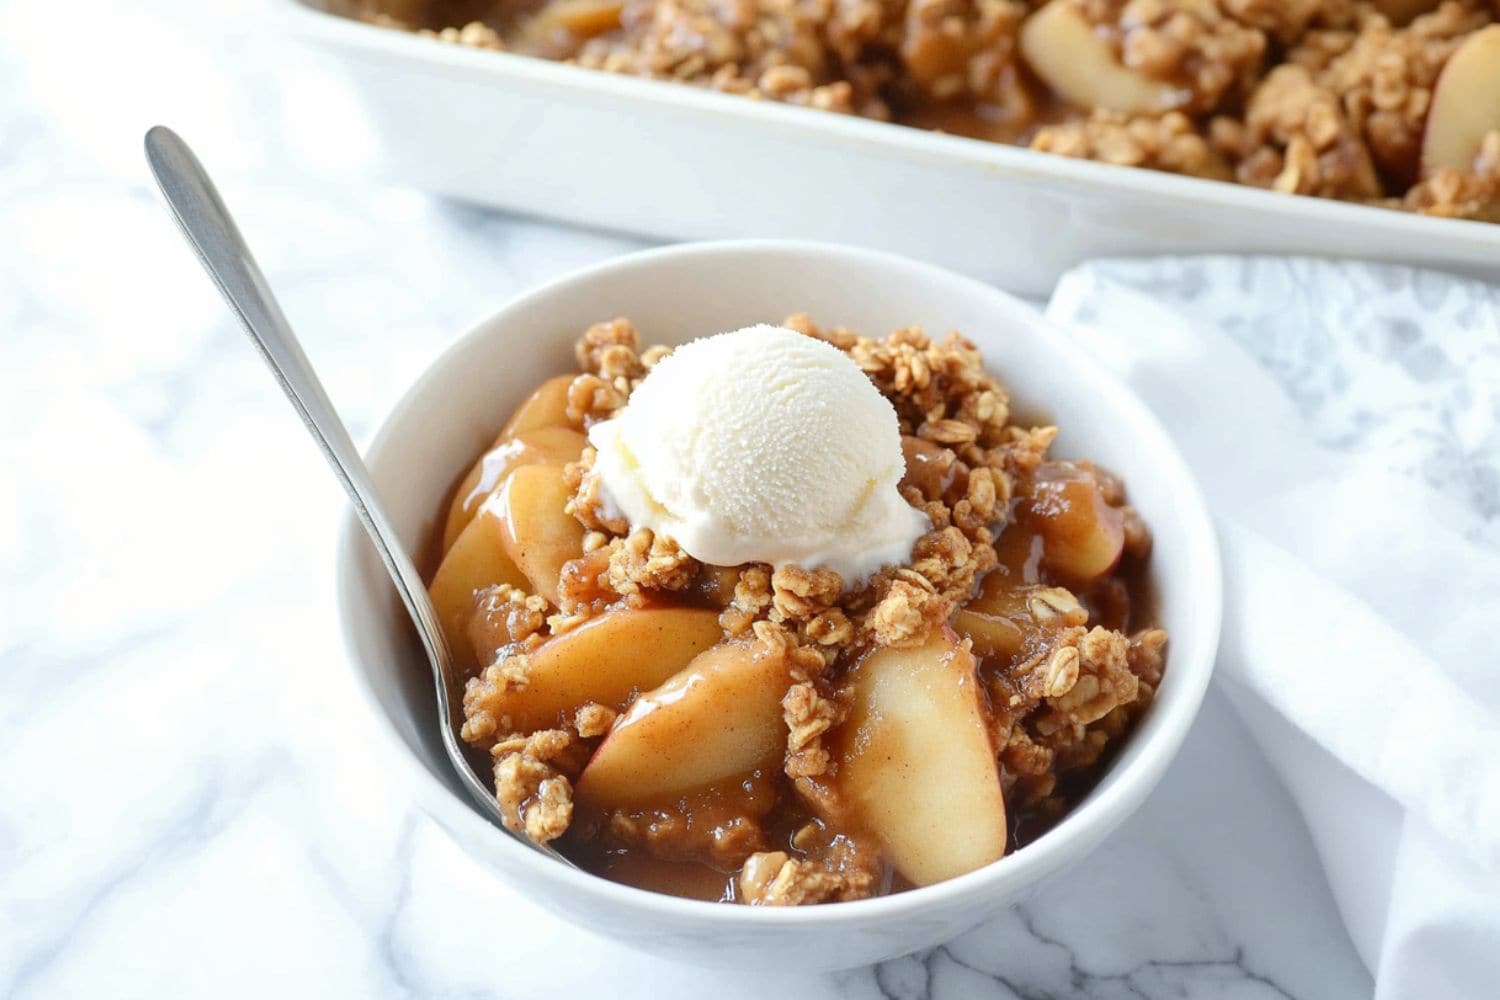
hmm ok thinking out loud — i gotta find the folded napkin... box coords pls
[1045,257,1500,1000]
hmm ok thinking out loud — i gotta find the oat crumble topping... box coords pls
[437,313,1168,903]
[1067,0,1268,115]
[1292,2,1487,183]
[491,729,587,843]
[1213,63,1382,198]
[1032,110,1234,179]
[1402,131,1500,220]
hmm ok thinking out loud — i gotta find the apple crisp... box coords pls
[342,0,1500,221]
[428,315,1167,904]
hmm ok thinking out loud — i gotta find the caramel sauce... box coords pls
[591,855,735,901]
[896,102,1038,146]
[564,771,786,901]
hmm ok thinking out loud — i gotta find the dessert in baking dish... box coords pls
[345,0,1500,221]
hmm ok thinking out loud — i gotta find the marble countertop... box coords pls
[0,1,1373,996]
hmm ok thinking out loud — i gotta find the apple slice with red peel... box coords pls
[575,641,792,810]
[489,607,724,733]
[1017,463,1125,584]
[493,463,587,607]
[834,629,1006,886]
[442,427,587,553]
[429,508,531,672]
[1421,26,1500,174]
[1020,1,1180,115]
[499,373,577,439]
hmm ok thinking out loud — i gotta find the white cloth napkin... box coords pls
[1045,257,1500,1000]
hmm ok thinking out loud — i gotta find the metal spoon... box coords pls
[144,126,574,867]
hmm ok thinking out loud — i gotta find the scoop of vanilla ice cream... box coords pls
[587,324,929,583]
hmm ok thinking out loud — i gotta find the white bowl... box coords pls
[335,241,1222,970]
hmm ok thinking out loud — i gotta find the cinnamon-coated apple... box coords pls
[442,426,586,553]
[429,509,530,672]
[575,641,792,810]
[525,0,623,39]
[1421,26,1500,175]
[900,435,957,499]
[1017,463,1124,583]
[952,604,1027,659]
[499,373,577,439]
[486,608,724,733]
[1020,0,1179,114]
[954,571,1088,660]
[493,463,588,606]
[833,628,1006,886]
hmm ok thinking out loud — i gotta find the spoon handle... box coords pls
[144,128,578,865]
[143,127,452,675]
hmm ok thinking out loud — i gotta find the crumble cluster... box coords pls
[1207,2,1485,197]
[1403,130,1500,219]
[1289,2,1484,181]
[455,315,1166,904]
[1214,62,1384,198]
[356,0,1500,220]
[737,831,883,904]
[1032,110,1233,178]
[1067,0,1268,114]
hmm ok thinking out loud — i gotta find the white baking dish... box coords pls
[276,0,1500,296]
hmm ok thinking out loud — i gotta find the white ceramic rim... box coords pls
[277,0,1500,256]
[334,239,1223,927]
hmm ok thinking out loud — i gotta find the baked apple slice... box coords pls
[493,463,587,606]
[1020,0,1179,114]
[1017,463,1124,583]
[499,373,577,439]
[486,608,724,733]
[952,604,1027,659]
[900,435,957,499]
[521,0,624,46]
[442,426,586,553]
[429,508,531,672]
[1421,26,1500,174]
[834,629,1006,886]
[954,577,1088,660]
[575,641,791,810]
